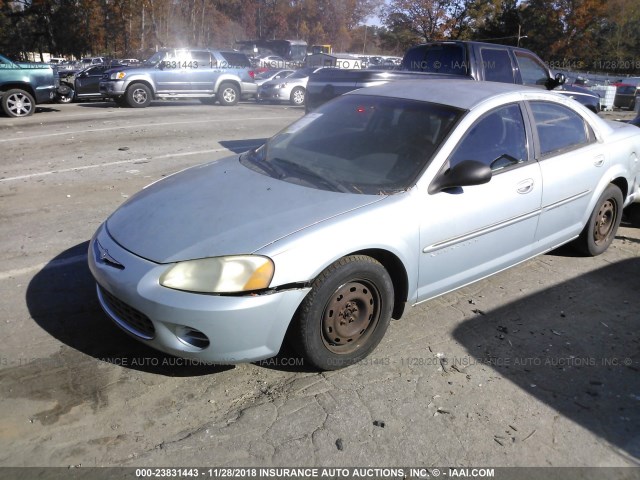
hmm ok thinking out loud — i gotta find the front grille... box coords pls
[98,286,156,339]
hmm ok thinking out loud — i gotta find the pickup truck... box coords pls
[0,53,57,117]
[99,48,256,107]
[306,41,600,113]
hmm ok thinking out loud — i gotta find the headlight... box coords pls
[159,255,274,293]
[110,71,127,80]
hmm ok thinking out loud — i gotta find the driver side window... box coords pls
[449,104,528,172]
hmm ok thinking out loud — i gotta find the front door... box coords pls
[417,103,542,302]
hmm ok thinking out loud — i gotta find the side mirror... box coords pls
[428,160,492,194]
[158,61,165,70]
[555,72,566,85]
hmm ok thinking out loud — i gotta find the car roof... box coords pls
[348,79,549,110]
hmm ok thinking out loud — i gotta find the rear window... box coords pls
[401,44,467,75]
[220,52,251,68]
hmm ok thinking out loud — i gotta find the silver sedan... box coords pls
[256,67,321,105]
[89,80,640,370]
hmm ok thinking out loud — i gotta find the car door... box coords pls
[75,66,106,96]
[188,50,215,93]
[526,100,604,252]
[153,49,192,93]
[417,103,543,302]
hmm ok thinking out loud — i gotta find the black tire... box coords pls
[56,85,75,104]
[125,83,152,108]
[575,184,623,256]
[1,88,35,117]
[293,255,394,371]
[290,86,305,106]
[199,98,216,105]
[217,82,239,106]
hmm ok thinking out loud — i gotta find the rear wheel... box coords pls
[125,83,152,108]
[217,82,239,106]
[1,89,35,117]
[293,255,394,371]
[575,184,623,256]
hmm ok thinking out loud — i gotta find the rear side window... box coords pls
[220,52,251,68]
[530,102,593,155]
[515,52,550,86]
[481,48,515,83]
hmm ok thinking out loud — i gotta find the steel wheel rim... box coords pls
[7,92,33,116]
[593,198,616,245]
[321,280,381,354]
[222,88,236,103]
[132,88,147,104]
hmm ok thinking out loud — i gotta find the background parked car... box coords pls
[99,48,256,107]
[57,63,123,103]
[254,68,294,87]
[257,66,321,106]
[0,53,57,117]
[80,56,108,66]
[614,84,638,110]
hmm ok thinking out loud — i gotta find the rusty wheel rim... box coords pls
[593,198,616,246]
[321,280,380,354]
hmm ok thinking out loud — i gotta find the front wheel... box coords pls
[125,83,152,108]
[574,184,623,256]
[1,89,35,117]
[290,87,305,106]
[217,82,239,106]
[56,85,75,104]
[293,255,394,371]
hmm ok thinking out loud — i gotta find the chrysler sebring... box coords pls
[89,80,640,370]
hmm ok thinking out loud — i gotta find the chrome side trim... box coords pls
[542,189,590,212]
[423,209,541,254]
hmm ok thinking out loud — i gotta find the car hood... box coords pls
[106,156,384,264]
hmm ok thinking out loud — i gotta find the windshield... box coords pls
[143,51,166,66]
[240,94,463,194]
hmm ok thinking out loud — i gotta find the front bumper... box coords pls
[99,80,126,96]
[88,223,310,363]
[257,87,289,102]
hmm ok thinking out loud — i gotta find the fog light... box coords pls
[175,326,210,349]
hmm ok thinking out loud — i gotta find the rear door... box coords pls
[526,100,604,252]
[189,50,215,93]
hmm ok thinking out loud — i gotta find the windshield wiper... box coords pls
[271,157,352,193]
[243,150,287,178]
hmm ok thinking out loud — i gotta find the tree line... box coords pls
[1,0,639,75]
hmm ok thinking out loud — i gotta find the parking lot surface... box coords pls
[1,102,639,470]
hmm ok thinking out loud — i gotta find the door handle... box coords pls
[593,155,605,167]
[516,179,534,194]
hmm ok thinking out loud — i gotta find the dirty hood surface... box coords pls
[107,156,383,263]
